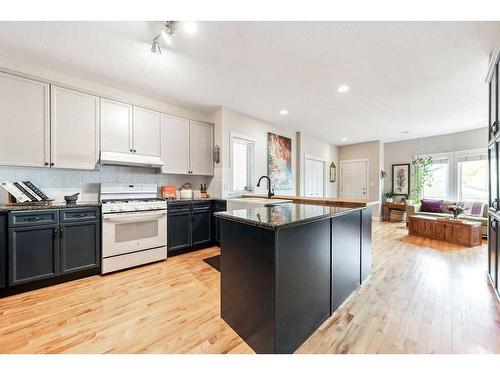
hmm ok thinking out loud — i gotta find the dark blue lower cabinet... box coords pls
[60,221,101,274]
[191,209,211,246]
[9,224,60,286]
[0,215,6,289]
[168,211,191,251]
[4,208,101,293]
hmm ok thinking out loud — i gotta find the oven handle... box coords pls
[102,211,167,223]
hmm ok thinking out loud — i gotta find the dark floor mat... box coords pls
[203,255,220,271]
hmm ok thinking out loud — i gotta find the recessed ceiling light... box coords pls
[337,85,350,93]
[279,110,288,115]
[341,137,348,141]
[183,22,198,35]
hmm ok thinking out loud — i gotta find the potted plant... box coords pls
[385,192,394,203]
[410,155,433,204]
[448,205,464,220]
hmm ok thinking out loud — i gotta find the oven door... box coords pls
[102,210,167,258]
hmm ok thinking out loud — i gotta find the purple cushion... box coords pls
[420,199,444,213]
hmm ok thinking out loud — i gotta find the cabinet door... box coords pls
[100,98,133,154]
[133,106,161,157]
[488,218,498,289]
[8,224,60,286]
[189,121,214,176]
[167,211,191,251]
[491,142,499,211]
[331,212,361,311]
[192,208,211,246]
[160,114,190,174]
[51,86,99,169]
[490,65,498,140]
[0,72,50,167]
[60,221,100,274]
[0,215,6,289]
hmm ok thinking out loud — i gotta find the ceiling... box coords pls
[0,21,498,145]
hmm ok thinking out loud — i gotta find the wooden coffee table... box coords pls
[383,202,406,221]
[408,215,482,247]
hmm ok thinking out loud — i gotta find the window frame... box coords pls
[456,148,488,202]
[419,148,487,202]
[229,131,256,196]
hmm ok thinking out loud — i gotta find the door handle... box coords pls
[26,216,43,222]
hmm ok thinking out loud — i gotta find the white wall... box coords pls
[383,127,488,194]
[338,140,383,217]
[211,107,296,198]
[296,131,338,198]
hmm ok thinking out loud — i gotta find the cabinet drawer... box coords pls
[192,202,211,211]
[9,210,58,227]
[60,208,99,223]
[168,203,191,213]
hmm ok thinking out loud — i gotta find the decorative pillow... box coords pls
[458,201,485,217]
[420,199,444,213]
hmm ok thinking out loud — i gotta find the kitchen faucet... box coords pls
[257,175,274,199]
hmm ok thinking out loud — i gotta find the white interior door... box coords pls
[340,160,368,199]
[304,156,325,197]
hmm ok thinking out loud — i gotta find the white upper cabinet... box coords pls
[50,86,99,170]
[100,98,133,154]
[160,114,190,174]
[0,72,50,168]
[133,106,161,157]
[189,121,214,176]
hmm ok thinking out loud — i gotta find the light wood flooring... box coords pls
[0,221,499,354]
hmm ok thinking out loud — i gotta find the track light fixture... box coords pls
[151,21,178,54]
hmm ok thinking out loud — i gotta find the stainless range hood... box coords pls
[100,151,164,168]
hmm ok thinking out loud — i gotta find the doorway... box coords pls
[340,159,369,199]
[304,155,326,197]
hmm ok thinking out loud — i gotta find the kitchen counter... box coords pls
[214,203,359,230]
[218,202,372,353]
[242,194,379,208]
[0,202,101,212]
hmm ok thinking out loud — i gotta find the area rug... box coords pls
[203,255,220,271]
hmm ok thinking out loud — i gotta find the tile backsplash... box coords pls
[0,165,214,203]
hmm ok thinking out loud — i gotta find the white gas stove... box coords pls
[100,184,168,274]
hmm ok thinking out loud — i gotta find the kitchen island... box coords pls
[215,203,372,354]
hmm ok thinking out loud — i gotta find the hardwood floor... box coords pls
[0,221,499,354]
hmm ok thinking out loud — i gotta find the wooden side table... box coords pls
[383,202,407,221]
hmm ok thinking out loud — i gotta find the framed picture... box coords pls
[392,163,410,195]
[267,132,292,190]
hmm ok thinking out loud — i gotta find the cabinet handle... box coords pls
[492,199,498,210]
[44,162,49,166]
[134,149,137,153]
[491,220,497,231]
[492,121,498,135]
[50,162,55,166]
[60,226,64,238]
[52,228,58,239]
[74,213,87,218]
[26,216,43,222]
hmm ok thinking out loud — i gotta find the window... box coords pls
[457,152,488,201]
[230,132,255,193]
[423,156,450,200]
[419,149,487,202]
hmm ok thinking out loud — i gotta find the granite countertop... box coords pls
[0,202,101,212]
[214,203,362,230]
